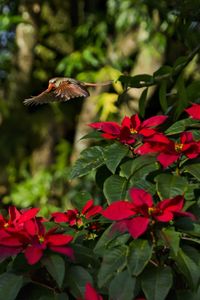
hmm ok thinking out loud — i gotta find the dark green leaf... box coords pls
[160,228,180,255]
[175,74,188,119]
[118,74,154,88]
[139,88,148,118]
[159,80,168,112]
[98,245,128,288]
[104,142,129,173]
[109,270,135,300]
[0,273,23,300]
[172,248,200,289]
[67,266,93,299]
[69,146,105,179]
[127,239,153,276]
[72,244,99,267]
[182,163,200,181]
[103,175,128,203]
[94,225,130,255]
[165,118,200,135]
[120,155,158,179]
[42,254,65,288]
[155,174,188,199]
[153,66,172,77]
[141,266,173,300]
[55,293,69,300]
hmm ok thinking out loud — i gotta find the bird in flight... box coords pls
[24,77,112,105]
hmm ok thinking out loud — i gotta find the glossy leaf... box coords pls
[159,80,168,112]
[67,265,93,299]
[141,266,173,300]
[165,118,200,135]
[98,245,128,288]
[118,74,154,88]
[120,155,158,179]
[139,88,148,118]
[104,142,129,173]
[155,174,188,199]
[109,270,135,300]
[94,225,130,255]
[182,163,200,181]
[0,273,23,300]
[42,254,65,288]
[173,248,200,289]
[160,228,180,255]
[69,146,105,179]
[127,239,153,276]
[103,175,128,203]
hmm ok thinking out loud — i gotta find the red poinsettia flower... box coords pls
[185,103,200,120]
[89,119,135,145]
[134,132,171,155]
[0,206,39,232]
[77,282,103,300]
[124,114,167,137]
[23,219,73,265]
[52,199,102,228]
[89,114,167,146]
[157,132,200,168]
[102,188,194,239]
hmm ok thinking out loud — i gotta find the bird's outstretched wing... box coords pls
[24,81,90,106]
[55,81,89,100]
[24,89,57,106]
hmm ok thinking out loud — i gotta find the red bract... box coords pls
[102,188,194,239]
[52,199,102,228]
[185,103,200,120]
[126,114,167,137]
[134,133,170,155]
[89,119,135,145]
[0,206,39,232]
[157,132,200,168]
[89,114,167,146]
[24,219,73,265]
[77,282,103,300]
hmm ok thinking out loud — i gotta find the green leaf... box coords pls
[72,244,99,267]
[42,254,65,288]
[55,293,69,300]
[69,146,105,179]
[67,266,93,299]
[98,245,128,288]
[153,66,172,77]
[127,239,153,276]
[155,174,188,199]
[0,273,23,300]
[182,163,200,181]
[104,142,129,173]
[139,88,148,118]
[175,74,188,119]
[118,74,154,88]
[94,225,130,255]
[159,80,168,112]
[120,155,158,179]
[160,228,180,255]
[176,288,200,300]
[141,266,173,300]
[165,118,200,135]
[109,270,135,300]
[172,248,200,289]
[103,175,128,203]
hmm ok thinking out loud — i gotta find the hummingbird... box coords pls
[24,77,112,105]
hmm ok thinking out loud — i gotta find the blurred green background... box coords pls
[0,0,199,214]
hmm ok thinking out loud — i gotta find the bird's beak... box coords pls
[47,83,55,92]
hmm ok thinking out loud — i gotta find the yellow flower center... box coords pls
[175,142,184,153]
[4,222,9,228]
[130,128,138,134]
[148,207,160,215]
[38,235,44,243]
